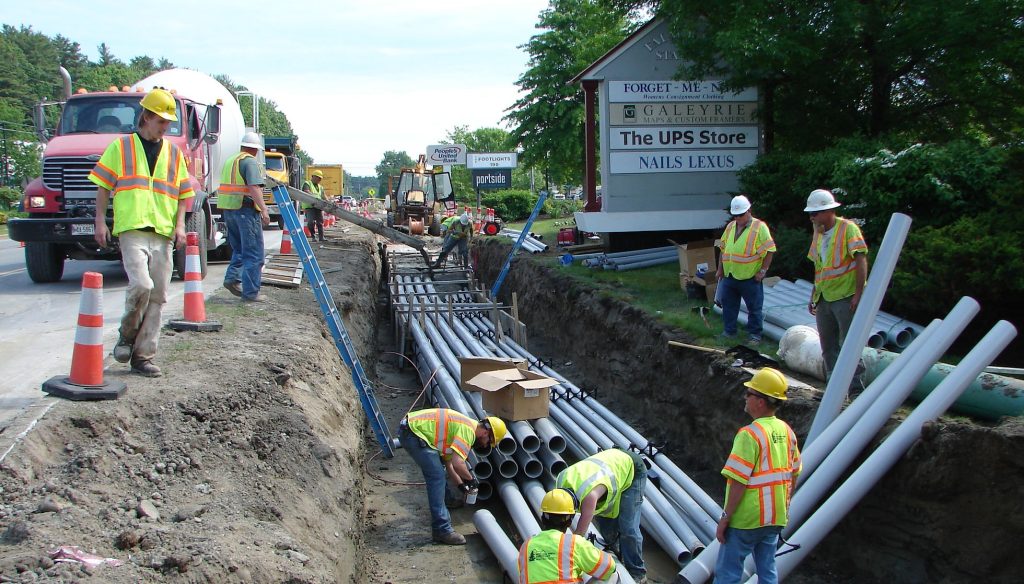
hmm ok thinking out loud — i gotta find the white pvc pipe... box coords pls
[748,320,1018,583]
[808,213,912,444]
[473,510,520,580]
[497,478,541,539]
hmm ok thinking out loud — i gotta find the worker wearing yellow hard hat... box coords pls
[517,489,618,583]
[716,367,802,584]
[397,408,506,545]
[302,170,326,241]
[139,88,178,121]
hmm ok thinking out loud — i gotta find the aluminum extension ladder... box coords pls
[271,186,394,457]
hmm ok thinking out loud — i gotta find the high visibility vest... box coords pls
[406,408,477,461]
[807,218,868,302]
[301,180,324,210]
[721,416,801,529]
[555,449,634,519]
[518,528,616,584]
[87,134,193,237]
[441,215,460,230]
[446,220,472,240]
[721,218,776,280]
[218,152,256,210]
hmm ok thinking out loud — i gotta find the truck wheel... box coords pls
[174,207,209,279]
[25,242,65,283]
[428,214,441,236]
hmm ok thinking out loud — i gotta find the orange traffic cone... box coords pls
[169,232,222,332]
[280,229,293,254]
[303,225,311,238]
[42,272,127,400]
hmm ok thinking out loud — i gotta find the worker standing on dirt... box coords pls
[398,408,507,545]
[220,131,271,302]
[89,88,193,378]
[715,367,801,584]
[302,170,325,242]
[555,448,648,583]
[433,212,473,269]
[803,189,869,380]
[716,195,775,344]
[517,489,618,583]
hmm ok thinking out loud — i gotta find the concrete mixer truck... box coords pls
[10,68,246,282]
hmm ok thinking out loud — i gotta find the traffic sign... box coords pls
[367,188,376,196]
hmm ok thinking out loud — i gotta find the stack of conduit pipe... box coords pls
[499,228,548,253]
[389,265,719,581]
[575,245,677,271]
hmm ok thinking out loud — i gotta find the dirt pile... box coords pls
[474,238,1024,584]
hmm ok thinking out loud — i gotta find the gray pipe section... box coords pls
[549,405,601,456]
[536,446,568,477]
[611,255,678,271]
[807,213,912,444]
[644,477,705,556]
[755,320,1019,584]
[476,480,494,502]
[534,418,567,453]
[490,449,519,479]
[473,510,520,581]
[470,451,492,480]
[514,449,544,479]
[641,499,691,564]
[498,478,542,539]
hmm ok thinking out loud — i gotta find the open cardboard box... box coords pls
[460,356,528,392]
[466,367,557,421]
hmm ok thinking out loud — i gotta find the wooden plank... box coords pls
[261,254,304,288]
[668,340,726,354]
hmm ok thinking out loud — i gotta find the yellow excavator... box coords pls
[386,155,456,235]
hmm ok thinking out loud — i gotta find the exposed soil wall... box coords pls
[474,238,1024,584]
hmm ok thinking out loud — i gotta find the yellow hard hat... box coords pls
[312,170,324,178]
[139,88,177,121]
[744,367,789,401]
[541,488,576,515]
[484,416,507,444]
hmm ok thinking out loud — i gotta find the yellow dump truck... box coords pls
[263,136,301,229]
[306,164,344,200]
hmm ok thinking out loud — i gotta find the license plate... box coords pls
[72,224,95,236]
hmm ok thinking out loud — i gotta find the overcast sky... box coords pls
[4,0,553,175]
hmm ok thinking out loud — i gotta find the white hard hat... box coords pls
[730,195,751,215]
[240,131,264,151]
[804,189,841,213]
[459,212,470,225]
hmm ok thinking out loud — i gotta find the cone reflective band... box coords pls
[186,232,199,246]
[168,232,221,332]
[69,272,105,386]
[280,229,292,254]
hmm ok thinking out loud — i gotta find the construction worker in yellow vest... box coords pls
[220,132,270,302]
[804,189,869,380]
[433,212,473,269]
[715,367,801,584]
[555,448,648,583]
[715,195,776,344]
[302,170,325,241]
[88,88,193,378]
[398,408,508,545]
[518,488,618,583]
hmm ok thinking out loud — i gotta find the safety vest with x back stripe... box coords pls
[518,528,616,583]
[406,408,477,461]
[720,218,775,280]
[88,134,194,237]
[555,449,634,519]
[721,416,801,529]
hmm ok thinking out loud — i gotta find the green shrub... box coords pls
[481,190,537,222]
[0,186,21,210]
[543,199,581,218]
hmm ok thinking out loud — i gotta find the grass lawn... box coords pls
[504,216,772,351]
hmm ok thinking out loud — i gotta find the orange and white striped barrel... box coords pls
[69,272,105,387]
[280,229,293,254]
[182,232,206,323]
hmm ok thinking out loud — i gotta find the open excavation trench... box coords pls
[0,227,1020,584]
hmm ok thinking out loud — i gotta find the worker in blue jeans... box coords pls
[433,212,473,269]
[220,131,270,302]
[715,195,775,343]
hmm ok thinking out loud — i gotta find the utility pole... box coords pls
[1,125,10,188]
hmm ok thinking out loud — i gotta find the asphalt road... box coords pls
[0,230,283,460]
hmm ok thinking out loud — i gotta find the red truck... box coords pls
[10,68,245,282]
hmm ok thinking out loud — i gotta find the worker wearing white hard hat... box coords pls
[715,194,776,344]
[804,189,869,381]
[221,131,270,302]
[433,211,473,269]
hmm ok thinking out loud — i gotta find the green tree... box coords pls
[504,0,634,187]
[375,150,414,197]
[97,42,119,67]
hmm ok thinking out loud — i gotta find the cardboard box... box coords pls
[460,356,528,392]
[672,239,718,279]
[680,272,720,304]
[468,367,557,421]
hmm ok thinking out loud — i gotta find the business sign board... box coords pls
[609,150,758,174]
[467,152,518,169]
[609,80,757,103]
[472,169,513,190]
[427,144,467,165]
[610,126,758,150]
[609,102,758,125]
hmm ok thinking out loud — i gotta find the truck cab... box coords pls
[262,136,301,229]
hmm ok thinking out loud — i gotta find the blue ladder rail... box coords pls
[490,191,548,299]
[271,185,394,457]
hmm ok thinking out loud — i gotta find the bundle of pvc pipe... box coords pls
[499,229,548,253]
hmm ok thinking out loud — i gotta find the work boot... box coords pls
[223,281,242,297]
[130,360,162,378]
[242,294,268,303]
[113,335,134,363]
[432,531,466,546]
[318,236,325,242]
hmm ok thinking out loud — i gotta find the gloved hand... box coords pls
[459,479,479,493]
